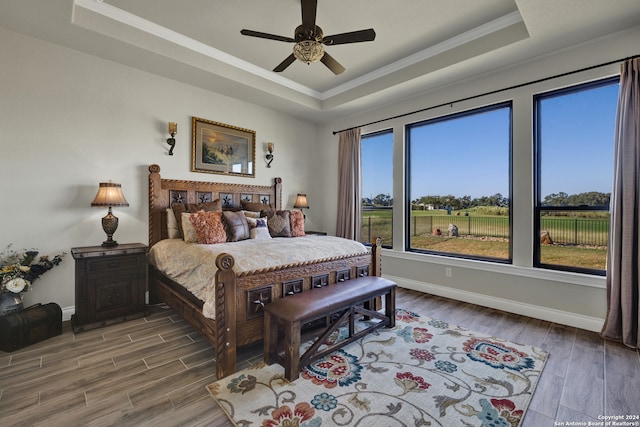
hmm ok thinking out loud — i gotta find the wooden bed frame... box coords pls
[148,164,382,379]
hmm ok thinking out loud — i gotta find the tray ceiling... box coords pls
[1,0,639,122]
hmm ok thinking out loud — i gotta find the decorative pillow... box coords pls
[223,211,251,242]
[189,211,227,244]
[250,218,272,240]
[241,200,273,213]
[290,210,306,237]
[181,212,199,243]
[266,210,291,237]
[166,208,180,239]
[242,210,262,218]
[172,199,222,238]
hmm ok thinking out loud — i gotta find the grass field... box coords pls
[362,208,607,270]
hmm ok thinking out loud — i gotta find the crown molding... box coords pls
[321,11,525,100]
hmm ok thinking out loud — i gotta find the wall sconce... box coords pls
[266,142,274,168]
[294,193,309,219]
[166,122,177,155]
[91,182,129,247]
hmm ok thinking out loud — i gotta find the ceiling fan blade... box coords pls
[323,29,376,45]
[301,0,317,31]
[241,29,295,43]
[273,54,297,72]
[320,52,345,75]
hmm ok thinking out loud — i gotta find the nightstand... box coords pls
[305,231,327,235]
[71,243,148,333]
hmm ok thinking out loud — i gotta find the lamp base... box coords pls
[101,208,120,248]
[101,239,119,247]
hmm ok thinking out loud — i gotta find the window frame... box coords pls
[533,76,618,276]
[405,101,513,263]
[361,128,394,249]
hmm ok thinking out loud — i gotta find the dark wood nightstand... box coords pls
[305,231,327,235]
[70,243,148,333]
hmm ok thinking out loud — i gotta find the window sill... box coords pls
[381,248,606,289]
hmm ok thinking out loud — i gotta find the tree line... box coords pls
[412,193,508,210]
[542,191,610,207]
[364,191,610,209]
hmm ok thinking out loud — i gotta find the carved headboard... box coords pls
[148,164,282,247]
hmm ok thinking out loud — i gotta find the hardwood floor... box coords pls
[2,288,639,426]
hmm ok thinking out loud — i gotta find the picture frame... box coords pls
[191,117,256,177]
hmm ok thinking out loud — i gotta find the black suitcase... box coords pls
[0,302,62,352]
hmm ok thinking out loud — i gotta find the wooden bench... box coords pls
[263,276,397,381]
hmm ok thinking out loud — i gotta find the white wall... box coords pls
[0,28,318,317]
[316,26,640,331]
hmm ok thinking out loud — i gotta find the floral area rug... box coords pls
[206,309,549,426]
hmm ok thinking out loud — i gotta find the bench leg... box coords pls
[264,311,278,365]
[363,299,372,320]
[385,287,396,328]
[284,320,301,381]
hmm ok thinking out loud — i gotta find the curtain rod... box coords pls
[332,53,640,135]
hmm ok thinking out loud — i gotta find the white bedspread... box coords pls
[147,236,369,319]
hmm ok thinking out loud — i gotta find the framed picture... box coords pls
[191,117,256,177]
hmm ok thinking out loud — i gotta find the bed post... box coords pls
[215,253,237,379]
[148,164,164,247]
[274,177,283,210]
[371,237,382,277]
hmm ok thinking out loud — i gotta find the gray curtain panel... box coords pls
[600,58,640,349]
[336,128,362,241]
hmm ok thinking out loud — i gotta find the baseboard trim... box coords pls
[385,274,604,332]
[62,306,75,322]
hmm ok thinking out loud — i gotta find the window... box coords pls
[534,78,618,275]
[406,103,512,261]
[361,130,393,248]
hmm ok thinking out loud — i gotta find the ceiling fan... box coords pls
[240,0,376,75]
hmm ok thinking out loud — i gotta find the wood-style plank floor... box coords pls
[2,288,639,426]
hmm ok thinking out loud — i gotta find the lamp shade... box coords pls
[294,194,309,209]
[91,182,129,207]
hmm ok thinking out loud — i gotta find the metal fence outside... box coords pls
[539,216,609,246]
[361,216,392,246]
[361,215,609,246]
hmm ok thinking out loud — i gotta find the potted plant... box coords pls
[0,245,65,316]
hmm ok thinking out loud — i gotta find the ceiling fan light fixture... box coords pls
[293,39,324,64]
[241,1,374,74]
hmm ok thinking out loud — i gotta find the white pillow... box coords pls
[249,218,272,240]
[166,208,180,239]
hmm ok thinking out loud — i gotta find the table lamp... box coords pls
[91,182,129,247]
[294,193,309,219]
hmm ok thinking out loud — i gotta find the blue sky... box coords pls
[361,130,394,200]
[538,82,618,199]
[362,80,619,201]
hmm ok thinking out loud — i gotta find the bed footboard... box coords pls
[148,237,382,379]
